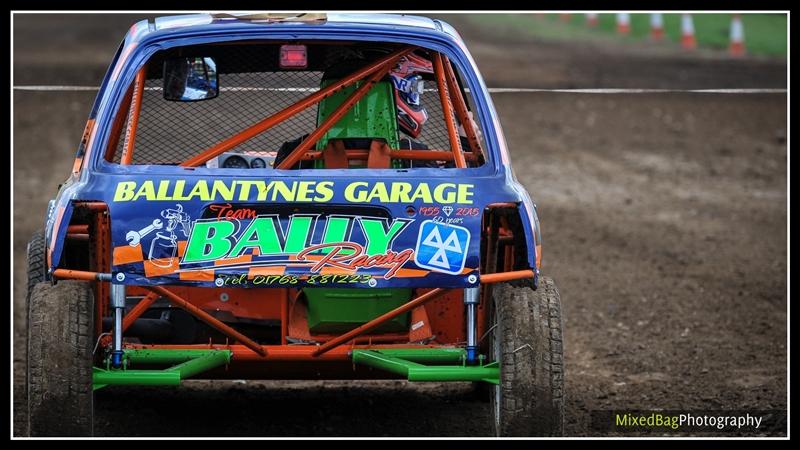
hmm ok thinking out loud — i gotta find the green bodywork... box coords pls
[315,80,399,151]
[352,349,500,384]
[93,349,232,390]
[92,348,498,388]
[305,78,408,332]
[305,288,411,334]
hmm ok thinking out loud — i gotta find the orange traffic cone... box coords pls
[681,14,696,50]
[586,13,599,27]
[616,13,630,35]
[650,13,664,41]
[729,14,746,56]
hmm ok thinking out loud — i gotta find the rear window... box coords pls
[105,41,487,169]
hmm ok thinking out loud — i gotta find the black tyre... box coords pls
[27,280,94,436]
[26,229,48,300]
[17,229,48,436]
[489,277,564,436]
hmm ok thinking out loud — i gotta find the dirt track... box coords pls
[13,14,787,436]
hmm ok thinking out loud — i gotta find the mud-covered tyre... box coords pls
[489,277,564,436]
[27,280,94,436]
[26,229,48,301]
[17,229,48,436]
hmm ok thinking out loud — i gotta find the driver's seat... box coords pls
[314,60,400,169]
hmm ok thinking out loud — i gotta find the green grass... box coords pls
[459,13,787,58]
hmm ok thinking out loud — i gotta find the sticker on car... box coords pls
[413,220,470,275]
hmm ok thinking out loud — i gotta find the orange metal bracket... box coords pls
[433,53,466,168]
[120,66,146,165]
[181,46,415,168]
[443,57,484,161]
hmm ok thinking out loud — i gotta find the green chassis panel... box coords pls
[305,288,412,334]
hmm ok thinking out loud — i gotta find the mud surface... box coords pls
[13,14,787,436]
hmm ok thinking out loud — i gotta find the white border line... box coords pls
[9,10,790,440]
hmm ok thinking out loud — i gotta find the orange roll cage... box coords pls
[63,43,523,366]
[110,45,486,168]
[54,266,533,361]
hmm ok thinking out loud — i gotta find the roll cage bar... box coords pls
[114,44,486,168]
[54,40,538,388]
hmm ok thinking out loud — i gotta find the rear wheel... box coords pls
[17,230,48,436]
[489,277,564,436]
[27,280,95,436]
[26,229,48,299]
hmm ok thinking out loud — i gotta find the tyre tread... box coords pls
[27,280,94,436]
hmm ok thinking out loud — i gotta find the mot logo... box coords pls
[414,220,471,275]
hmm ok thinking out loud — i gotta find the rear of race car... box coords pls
[25,14,562,437]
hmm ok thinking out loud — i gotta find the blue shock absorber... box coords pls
[464,287,480,364]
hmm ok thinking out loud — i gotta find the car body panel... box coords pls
[45,14,541,286]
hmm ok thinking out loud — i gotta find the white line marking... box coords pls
[12,85,787,94]
[14,85,100,91]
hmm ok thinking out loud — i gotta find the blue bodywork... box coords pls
[45,13,541,289]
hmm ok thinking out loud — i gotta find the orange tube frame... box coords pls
[52,267,534,361]
[300,149,479,162]
[144,285,267,357]
[275,63,392,169]
[433,53,467,168]
[181,46,415,168]
[121,292,159,332]
[311,288,453,357]
[120,66,146,165]
[127,343,440,362]
[67,225,89,234]
[104,88,134,162]
[107,47,484,169]
[443,57,484,161]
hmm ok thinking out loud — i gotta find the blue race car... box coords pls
[26,12,563,436]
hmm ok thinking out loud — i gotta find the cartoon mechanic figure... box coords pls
[149,204,192,267]
[126,204,192,267]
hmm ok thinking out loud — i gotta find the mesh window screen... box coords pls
[109,43,486,166]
